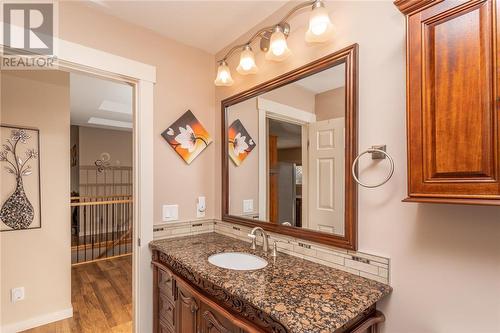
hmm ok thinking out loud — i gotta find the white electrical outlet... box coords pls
[243,199,254,214]
[11,287,24,303]
[196,196,206,218]
[162,204,179,222]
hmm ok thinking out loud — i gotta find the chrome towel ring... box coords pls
[352,145,395,188]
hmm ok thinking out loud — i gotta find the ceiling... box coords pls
[84,1,287,54]
[70,72,133,131]
[293,64,345,94]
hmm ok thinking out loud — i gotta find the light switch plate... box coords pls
[162,204,179,222]
[196,196,206,218]
[243,199,253,214]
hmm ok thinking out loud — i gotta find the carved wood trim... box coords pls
[203,311,232,333]
[179,289,199,314]
[393,0,444,15]
[154,252,288,333]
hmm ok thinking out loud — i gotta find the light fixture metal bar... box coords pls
[217,0,317,63]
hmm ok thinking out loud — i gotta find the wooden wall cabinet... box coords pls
[395,0,500,205]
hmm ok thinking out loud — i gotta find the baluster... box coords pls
[91,204,94,261]
[83,205,87,263]
[106,203,109,259]
[119,202,123,255]
[112,201,116,257]
[75,205,79,265]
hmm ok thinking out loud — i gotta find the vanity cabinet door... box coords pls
[175,282,199,333]
[398,0,500,205]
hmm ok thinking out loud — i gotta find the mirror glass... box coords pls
[227,63,346,236]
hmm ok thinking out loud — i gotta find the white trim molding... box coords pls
[60,39,156,333]
[257,97,317,124]
[57,39,156,82]
[2,307,73,333]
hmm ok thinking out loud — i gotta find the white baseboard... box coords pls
[1,307,73,333]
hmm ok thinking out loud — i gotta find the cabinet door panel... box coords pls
[175,283,199,333]
[407,0,500,200]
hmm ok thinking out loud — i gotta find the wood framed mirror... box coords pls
[221,44,358,250]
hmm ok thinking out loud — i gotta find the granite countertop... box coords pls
[150,233,392,333]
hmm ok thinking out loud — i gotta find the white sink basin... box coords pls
[208,252,268,271]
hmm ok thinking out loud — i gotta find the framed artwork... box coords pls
[161,110,213,165]
[0,125,41,231]
[228,119,256,166]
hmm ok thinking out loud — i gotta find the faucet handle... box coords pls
[271,240,282,257]
[247,234,256,250]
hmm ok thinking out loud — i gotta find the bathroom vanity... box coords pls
[150,46,391,333]
[150,233,391,333]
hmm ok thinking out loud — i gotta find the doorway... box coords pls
[1,40,155,333]
[69,73,134,331]
[267,118,303,227]
[16,71,135,333]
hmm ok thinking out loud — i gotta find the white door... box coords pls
[307,118,345,234]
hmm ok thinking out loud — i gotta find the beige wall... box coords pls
[0,71,71,327]
[315,86,345,121]
[78,126,133,167]
[215,2,500,333]
[59,2,215,223]
[228,99,259,216]
[262,84,315,113]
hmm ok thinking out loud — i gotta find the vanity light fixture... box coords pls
[265,25,291,62]
[214,60,234,86]
[305,0,334,43]
[236,45,258,75]
[214,0,334,86]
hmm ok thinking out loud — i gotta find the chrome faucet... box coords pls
[248,227,270,252]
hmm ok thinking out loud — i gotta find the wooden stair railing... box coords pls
[71,195,133,265]
[96,228,132,259]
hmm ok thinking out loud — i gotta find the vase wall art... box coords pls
[161,110,213,165]
[0,125,41,231]
[228,119,256,166]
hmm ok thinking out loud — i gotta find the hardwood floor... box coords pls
[23,255,132,333]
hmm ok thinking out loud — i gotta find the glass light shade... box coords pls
[265,26,291,62]
[214,61,234,86]
[305,4,334,43]
[236,46,258,75]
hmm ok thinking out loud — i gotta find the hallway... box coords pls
[23,256,132,333]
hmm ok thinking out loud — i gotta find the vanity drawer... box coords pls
[158,267,175,300]
[159,293,175,329]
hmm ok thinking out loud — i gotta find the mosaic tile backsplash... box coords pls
[153,219,390,285]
